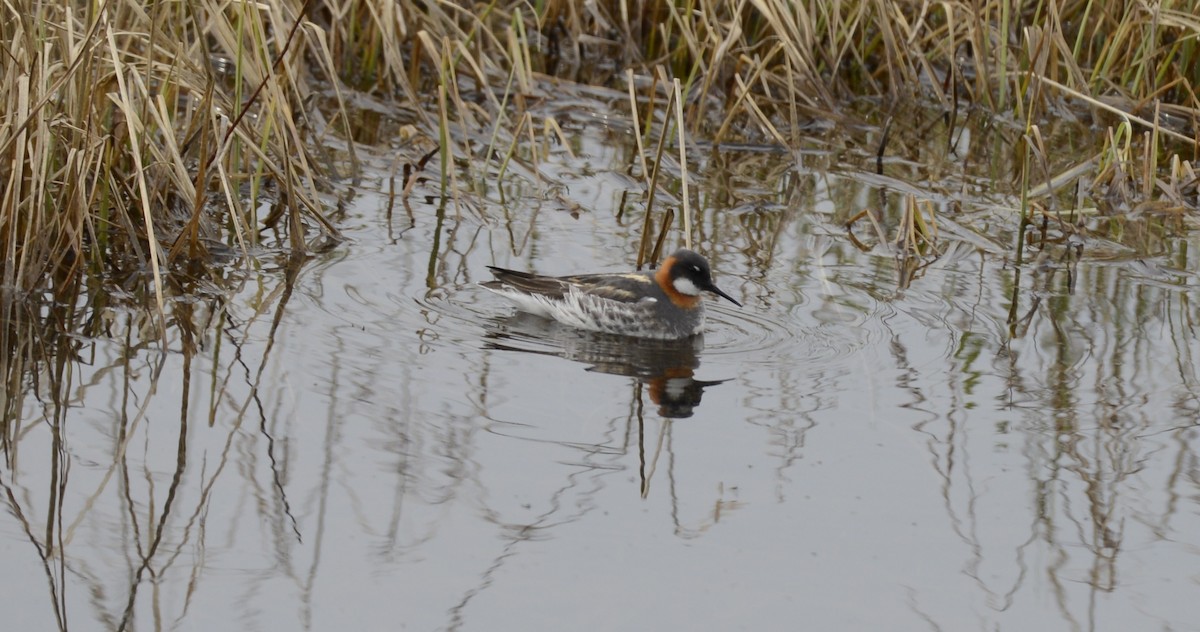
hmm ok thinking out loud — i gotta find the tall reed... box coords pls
[2,0,1197,300]
[0,1,337,304]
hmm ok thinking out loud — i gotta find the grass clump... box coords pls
[0,0,338,304]
[315,0,1198,253]
[2,0,1198,302]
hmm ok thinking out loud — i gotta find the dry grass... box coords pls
[316,0,1199,259]
[1,0,1198,302]
[0,0,339,305]
[2,3,1196,610]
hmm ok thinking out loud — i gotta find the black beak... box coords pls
[705,283,741,307]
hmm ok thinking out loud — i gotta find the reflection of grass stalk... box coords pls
[1014,133,1033,269]
[896,195,938,257]
[1006,132,1034,332]
[427,197,447,289]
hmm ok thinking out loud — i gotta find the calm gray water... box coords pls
[4,92,1200,631]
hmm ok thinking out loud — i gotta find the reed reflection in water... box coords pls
[3,113,1200,632]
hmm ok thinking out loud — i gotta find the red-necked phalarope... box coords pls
[482,248,741,339]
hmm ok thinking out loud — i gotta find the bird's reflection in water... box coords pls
[484,312,727,418]
[484,313,737,507]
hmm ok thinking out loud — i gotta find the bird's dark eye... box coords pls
[693,265,701,272]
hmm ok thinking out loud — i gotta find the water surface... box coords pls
[3,87,1200,631]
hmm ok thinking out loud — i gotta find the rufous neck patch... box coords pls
[655,256,701,309]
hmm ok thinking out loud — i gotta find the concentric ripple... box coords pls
[420,283,873,371]
[703,301,874,366]
[411,284,510,348]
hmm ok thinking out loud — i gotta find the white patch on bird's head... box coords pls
[673,276,701,296]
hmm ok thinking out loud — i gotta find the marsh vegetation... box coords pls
[2,1,1199,630]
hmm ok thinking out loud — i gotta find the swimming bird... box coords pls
[482,248,740,339]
